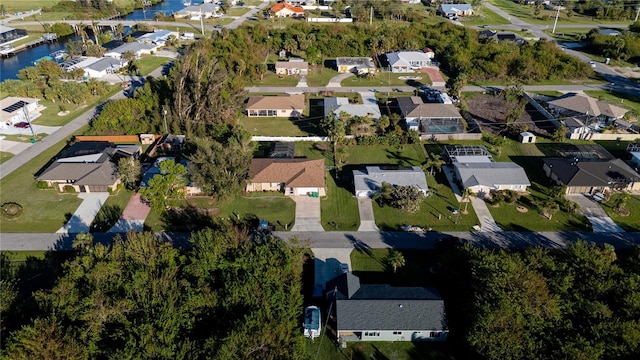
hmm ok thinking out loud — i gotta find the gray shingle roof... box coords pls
[353,166,429,195]
[543,158,640,187]
[454,162,531,188]
[337,299,447,331]
[397,97,462,119]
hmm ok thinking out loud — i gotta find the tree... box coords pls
[446,72,467,98]
[423,152,445,176]
[140,159,188,212]
[377,115,390,134]
[502,85,527,124]
[188,135,252,199]
[379,185,425,213]
[612,193,630,213]
[541,199,560,220]
[462,187,476,214]
[387,250,406,274]
[551,125,567,142]
[117,157,141,190]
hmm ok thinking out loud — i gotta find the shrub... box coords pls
[63,185,76,193]
[1,202,24,220]
[36,181,50,189]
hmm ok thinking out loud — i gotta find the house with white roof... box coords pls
[439,3,473,18]
[136,29,179,46]
[0,97,42,129]
[385,51,433,73]
[353,166,429,198]
[324,97,381,121]
[104,42,158,60]
[174,3,222,19]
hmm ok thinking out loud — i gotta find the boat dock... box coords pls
[25,33,58,48]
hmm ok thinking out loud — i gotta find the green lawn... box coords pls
[214,192,296,231]
[0,250,47,262]
[350,248,436,286]
[0,133,84,232]
[583,90,640,115]
[306,67,339,87]
[90,188,134,232]
[32,85,121,127]
[461,4,511,26]
[1,1,57,12]
[321,171,359,231]
[294,141,332,166]
[0,151,14,164]
[341,72,431,87]
[135,56,171,76]
[600,194,640,232]
[225,7,250,17]
[240,115,323,136]
[247,71,300,86]
[531,90,563,97]
[345,144,426,166]
[488,0,634,25]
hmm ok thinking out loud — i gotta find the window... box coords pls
[392,331,403,335]
[429,331,442,338]
[364,332,380,337]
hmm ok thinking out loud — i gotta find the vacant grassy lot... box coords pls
[351,248,435,286]
[0,151,14,164]
[135,56,171,76]
[321,171,359,231]
[583,90,640,115]
[461,4,511,26]
[306,67,339,87]
[0,135,83,232]
[601,194,640,232]
[489,0,632,25]
[1,1,57,12]
[345,144,426,166]
[240,115,323,136]
[247,72,299,86]
[341,72,431,87]
[214,193,296,231]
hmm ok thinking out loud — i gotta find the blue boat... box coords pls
[33,55,54,65]
[303,306,321,340]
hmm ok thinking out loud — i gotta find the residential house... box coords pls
[396,97,463,134]
[326,273,448,344]
[336,57,376,75]
[439,3,473,18]
[352,166,429,198]
[0,25,27,46]
[275,59,309,75]
[246,158,326,196]
[547,93,628,122]
[445,145,531,197]
[104,42,158,60]
[628,143,640,169]
[37,141,141,192]
[324,97,381,121]
[246,94,306,118]
[0,97,42,129]
[385,51,433,73]
[174,3,222,19]
[543,158,640,194]
[270,2,305,17]
[136,29,179,46]
[478,30,526,45]
[82,57,127,78]
[563,117,590,140]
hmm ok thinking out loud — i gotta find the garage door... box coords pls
[88,185,109,192]
[296,187,318,196]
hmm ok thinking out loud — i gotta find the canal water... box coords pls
[0,0,192,81]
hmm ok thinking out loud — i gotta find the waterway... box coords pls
[0,0,192,81]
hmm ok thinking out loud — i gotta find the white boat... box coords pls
[303,306,321,340]
[183,1,191,6]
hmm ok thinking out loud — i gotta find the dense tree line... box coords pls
[1,228,305,359]
[568,0,640,21]
[439,241,640,360]
[586,28,640,62]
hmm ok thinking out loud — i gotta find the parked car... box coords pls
[13,122,30,128]
[589,61,596,68]
[339,263,349,274]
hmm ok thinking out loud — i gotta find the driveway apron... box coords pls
[108,193,151,233]
[291,196,324,231]
[357,198,378,231]
[566,194,625,232]
[312,248,353,290]
[56,192,109,234]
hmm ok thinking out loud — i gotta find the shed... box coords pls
[519,132,536,143]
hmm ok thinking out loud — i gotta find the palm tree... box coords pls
[72,232,94,252]
[541,200,560,220]
[423,153,445,176]
[388,250,405,274]
[462,187,475,214]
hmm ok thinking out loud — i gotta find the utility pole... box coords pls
[552,6,560,34]
[200,9,205,35]
[162,106,168,134]
[635,6,640,22]
[370,6,373,25]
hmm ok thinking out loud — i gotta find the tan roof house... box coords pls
[548,93,628,121]
[246,94,305,118]
[270,2,305,17]
[275,59,309,75]
[246,158,326,196]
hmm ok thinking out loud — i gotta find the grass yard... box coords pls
[214,192,296,231]
[373,173,480,232]
[135,56,171,76]
[0,250,47,262]
[345,144,426,166]
[350,248,435,286]
[583,90,640,115]
[488,0,633,25]
[32,85,121,127]
[0,151,14,164]
[225,7,250,17]
[294,141,333,166]
[306,67,340,87]
[0,133,84,232]
[461,4,511,26]
[321,171,359,231]
[531,90,563,97]
[1,1,57,12]
[240,115,323,136]
[247,72,300,86]
[341,72,431,87]
[90,188,134,232]
[600,194,640,232]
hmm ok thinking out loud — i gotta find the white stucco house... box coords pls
[353,166,429,198]
[0,97,42,129]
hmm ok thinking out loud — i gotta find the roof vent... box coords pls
[399,304,403,308]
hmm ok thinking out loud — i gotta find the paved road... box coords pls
[226,1,270,30]
[2,230,640,251]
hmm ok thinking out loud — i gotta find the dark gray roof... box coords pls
[326,272,361,300]
[86,57,123,72]
[337,299,447,331]
[397,97,462,119]
[544,158,640,187]
[454,162,531,188]
[37,160,117,186]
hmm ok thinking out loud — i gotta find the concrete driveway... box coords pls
[0,139,31,155]
[312,248,352,290]
[326,72,353,87]
[357,198,378,231]
[56,192,109,234]
[566,193,624,232]
[0,124,60,136]
[291,196,324,231]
